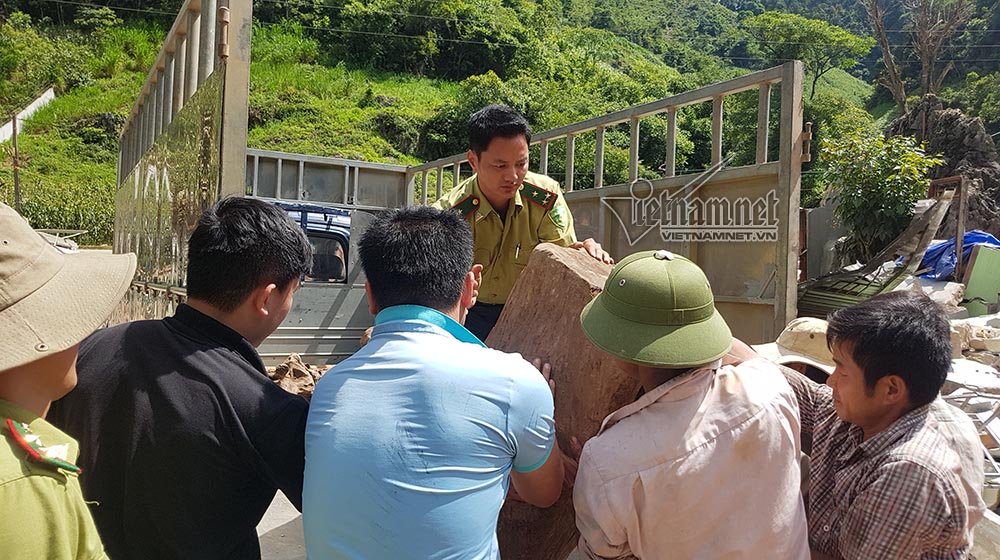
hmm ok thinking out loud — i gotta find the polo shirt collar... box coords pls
[374,304,485,347]
[855,402,932,458]
[172,304,267,374]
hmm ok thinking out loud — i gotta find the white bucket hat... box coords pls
[752,317,835,375]
[0,203,136,371]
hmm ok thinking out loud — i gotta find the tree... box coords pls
[821,132,943,261]
[742,12,874,98]
[861,0,908,112]
[864,0,974,113]
[904,0,974,95]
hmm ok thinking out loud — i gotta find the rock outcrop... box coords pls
[886,95,1000,237]
[487,244,640,560]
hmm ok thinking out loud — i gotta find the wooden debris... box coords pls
[486,244,641,560]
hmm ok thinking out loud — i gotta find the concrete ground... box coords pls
[256,493,584,559]
[258,492,305,560]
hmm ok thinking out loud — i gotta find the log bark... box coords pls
[486,244,641,560]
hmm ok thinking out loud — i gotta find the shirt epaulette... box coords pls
[5,418,80,473]
[452,195,480,218]
[519,181,557,212]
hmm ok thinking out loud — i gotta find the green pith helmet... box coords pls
[580,250,732,368]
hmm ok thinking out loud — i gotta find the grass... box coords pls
[870,100,903,130]
[247,62,460,163]
[812,68,873,108]
[1,17,880,244]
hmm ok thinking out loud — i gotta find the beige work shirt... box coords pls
[573,359,810,559]
[433,171,576,304]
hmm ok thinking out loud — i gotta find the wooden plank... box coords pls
[487,244,640,560]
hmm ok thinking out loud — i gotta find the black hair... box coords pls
[359,206,473,311]
[468,104,532,155]
[826,290,951,408]
[186,196,312,311]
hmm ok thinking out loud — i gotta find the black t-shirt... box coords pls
[48,305,308,560]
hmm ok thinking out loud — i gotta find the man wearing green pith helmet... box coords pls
[572,249,810,560]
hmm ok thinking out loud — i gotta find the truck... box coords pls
[112,0,808,366]
[104,0,1000,556]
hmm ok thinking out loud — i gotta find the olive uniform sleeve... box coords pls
[0,474,109,560]
[537,192,577,246]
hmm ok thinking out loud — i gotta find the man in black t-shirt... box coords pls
[48,197,313,560]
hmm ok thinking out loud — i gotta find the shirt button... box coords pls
[822,525,831,532]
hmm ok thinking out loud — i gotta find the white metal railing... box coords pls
[406,64,787,204]
[117,0,230,184]
[246,149,410,211]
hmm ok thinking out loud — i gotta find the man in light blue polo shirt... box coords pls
[304,206,565,559]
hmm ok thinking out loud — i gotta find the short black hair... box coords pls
[186,197,312,311]
[826,291,951,408]
[468,104,531,155]
[359,206,472,311]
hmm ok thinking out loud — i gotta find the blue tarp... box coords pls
[917,230,1000,280]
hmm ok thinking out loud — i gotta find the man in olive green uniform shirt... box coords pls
[0,202,136,559]
[434,105,613,340]
[0,401,107,559]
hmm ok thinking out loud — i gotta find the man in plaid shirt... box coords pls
[782,291,984,559]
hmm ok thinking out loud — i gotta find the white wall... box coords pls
[0,88,55,143]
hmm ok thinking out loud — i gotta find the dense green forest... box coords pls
[0,0,998,244]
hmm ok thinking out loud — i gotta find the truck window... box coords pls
[306,236,347,283]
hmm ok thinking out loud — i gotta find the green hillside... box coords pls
[1,1,887,244]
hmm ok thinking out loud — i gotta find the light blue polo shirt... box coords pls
[303,305,556,560]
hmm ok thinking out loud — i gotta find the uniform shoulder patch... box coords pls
[520,182,557,211]
[451,195,480,218]
[5,418,81,474]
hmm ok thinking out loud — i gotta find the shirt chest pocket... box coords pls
[473,248,493,267]
[513,242,532,269]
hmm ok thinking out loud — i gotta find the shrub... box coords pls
[821,132,943,262]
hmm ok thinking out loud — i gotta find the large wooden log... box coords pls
[486,244,641,560]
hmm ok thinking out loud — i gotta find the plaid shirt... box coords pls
[783,367,982,560]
